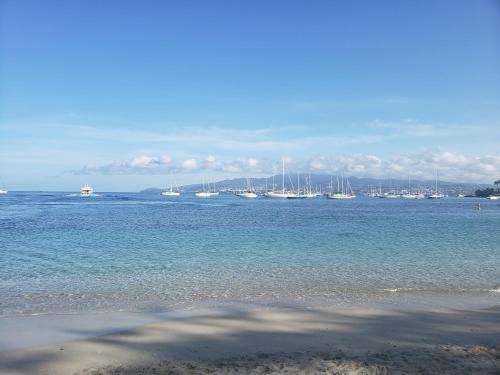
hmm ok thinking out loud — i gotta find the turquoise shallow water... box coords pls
[1,192,499,316]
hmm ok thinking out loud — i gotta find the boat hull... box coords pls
[236,192,258,198]
[327,194,356,199]
[161,192,180,196]
[195,192,219,197]
[264,192,295,199]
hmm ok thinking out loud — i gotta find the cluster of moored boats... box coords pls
[6,166,492,201]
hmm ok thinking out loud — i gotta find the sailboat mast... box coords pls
[434,169,437,194]
[282,158,285,194]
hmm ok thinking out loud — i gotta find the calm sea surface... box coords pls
[1,192,499,316]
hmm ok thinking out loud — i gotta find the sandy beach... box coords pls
[0,304,499,374]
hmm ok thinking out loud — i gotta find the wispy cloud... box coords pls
[4,118,493,154]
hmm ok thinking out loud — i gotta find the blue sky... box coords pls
[1,0,499,191]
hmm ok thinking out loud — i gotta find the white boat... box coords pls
[287,193,307,199]
[427,170,444,199]
[401,193,425,199]
[236,191,258,198]
[401,177,418,198]
[327,175,356,199]
[0,180,7,194]
[264,191,296,198]
[328,192,356,199]
[161,190,180,196]
[195,179,219,197]
[236,178,258,198]
[380,193,400,198]
[80,184,94,196]
[161,175,180,196]
[401,193,417,199]
[287,173,308,199]
[302,174,319,198]
[327,193,355,199]
[487,195,500,200]
[427,193,445,199]
[195,191,213,197]
[366,185,380,197]
[264,159,296,198]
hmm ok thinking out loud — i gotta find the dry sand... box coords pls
[0,305,499,374]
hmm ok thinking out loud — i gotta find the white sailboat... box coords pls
[366,185,379,197]
[303,174,318,198]
[427,170,444,199]
[161,174,180,196]
[401,176,419,199]
[327,175,356,199]
[380,192,400,198]
[287,173,307,199]
[80,184,94,196]
[236,178,258,198]
[0,179,8,194]
[195,179,219,197]
[264,159,296,198]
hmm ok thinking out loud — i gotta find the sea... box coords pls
[1,191,500,317]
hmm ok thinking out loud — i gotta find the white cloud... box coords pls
[160,154,172,164]
[74,151,500,183]
[181,158,198,171]
[129,156,159,168]
[247,158,258,167]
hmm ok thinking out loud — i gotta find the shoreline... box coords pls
[1,290,499,353]
[0,302,499,374]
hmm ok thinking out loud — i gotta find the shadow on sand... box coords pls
[0,305,499,374]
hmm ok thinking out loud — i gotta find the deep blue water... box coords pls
[1,192,499,316]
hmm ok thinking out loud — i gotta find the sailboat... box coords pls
[80,184,94,196]
[327,175,356,199]
[303,174,318,198]
[161,174,180,196]
[236,178,258,198]
[264,159,296,198]
[195,179,219,197]
[427,170,444,199]
[401,176,418,199]
[287,173,307,199]
[0,179,8,194]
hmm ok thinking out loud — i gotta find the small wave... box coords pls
[382,288,418,293]
[489,286,500,293]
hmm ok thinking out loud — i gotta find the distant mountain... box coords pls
[140,174,487,195]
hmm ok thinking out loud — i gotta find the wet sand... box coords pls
[0,305,499,374]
